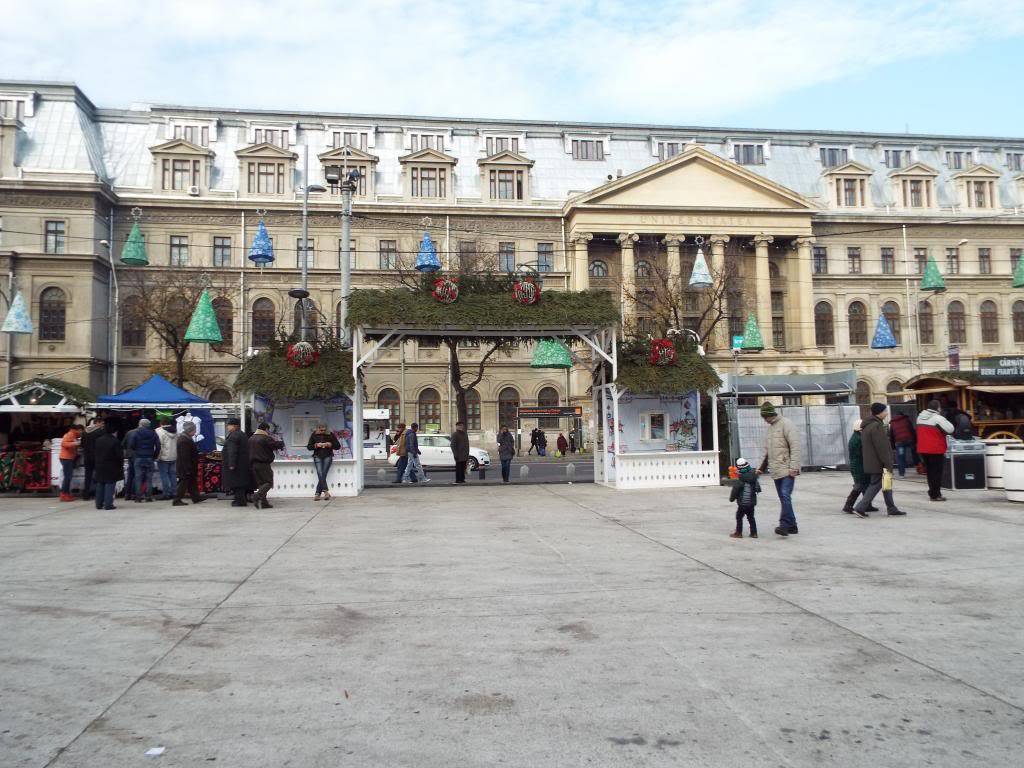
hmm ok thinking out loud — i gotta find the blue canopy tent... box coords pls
[94,375,217,453]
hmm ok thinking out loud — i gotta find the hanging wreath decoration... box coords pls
[649,338,677,367]
[432,276,459,304]
[512,276,541,305]
[286,341,320,369]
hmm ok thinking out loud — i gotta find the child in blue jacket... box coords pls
[728,457,761,538]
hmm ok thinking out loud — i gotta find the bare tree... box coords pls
[120,269,237,387]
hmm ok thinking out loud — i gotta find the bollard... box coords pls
[478,466,486,480]
[519,465,530,480]
[377,468,387,482]
[566,463,576,481]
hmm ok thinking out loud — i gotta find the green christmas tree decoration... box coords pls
[120,223,149,266]
[183,289,223,344]
[1013,254,1024,289]
[740,313,764,351]
[920,254,946,293]
[530,338,573,369]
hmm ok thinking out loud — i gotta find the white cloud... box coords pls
[1,0,1022,124]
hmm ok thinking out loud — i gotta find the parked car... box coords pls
[388,434,490,470]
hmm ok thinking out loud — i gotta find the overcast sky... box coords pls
[2,0,1022,136]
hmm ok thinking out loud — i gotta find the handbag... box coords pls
[881,469,893,492]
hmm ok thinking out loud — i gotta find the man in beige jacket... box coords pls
[757,402,801,537]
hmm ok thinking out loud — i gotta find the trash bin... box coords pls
[1005,444,1024,503]
[942,439,986,490]
[984,439,1023,490]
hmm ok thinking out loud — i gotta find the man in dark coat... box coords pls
[249,422,283,509]
[172,422,203,505]
[222,418,250,507]
[451,421,470,484]
[853,403,905,517]
[80,417,105,500]
[92,425,123,511]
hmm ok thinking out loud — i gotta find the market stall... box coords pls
[0,378,94,493]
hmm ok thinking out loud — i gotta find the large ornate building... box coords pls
[2,81,1023,438]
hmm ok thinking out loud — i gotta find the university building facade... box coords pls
[2,81,1023,439]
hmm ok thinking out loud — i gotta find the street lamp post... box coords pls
[293,145,326,342]
[326,165,360,346]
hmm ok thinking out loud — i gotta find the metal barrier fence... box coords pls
[731,405,861,468]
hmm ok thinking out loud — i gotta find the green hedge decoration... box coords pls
[616,337,722,395]
[235,337,354,400]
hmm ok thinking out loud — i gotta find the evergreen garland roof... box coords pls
[615,338,722,395]
[348,285,619,338]
[235,338,354,400]
[0,377,96,404]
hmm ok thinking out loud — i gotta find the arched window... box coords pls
[212,297,233,352]
[947,300,966,344]
[771,290,785,349]
[537,386,560,429]
[252,298,275,347]
[886,380,906,403]
[588,259,609,278]
[497,386,520,431]
[122,295,146,347]
[291,298,317,340]
[918,301,934,345]
[465,388,481,431]
[855,380,871,417]
[377,388,401,432]
[634,260,652,278]
[1013,300,1024,344]
[980,300,999,343]
[848,301,867,346]
[814,302,834,347]
[39,287,66,341]
[208,388,233,403]
[882,301,901,345]
[417,387,441,429]
[768,261,781,281]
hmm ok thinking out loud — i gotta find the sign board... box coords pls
[977,356,1024,379]
[732,335,744,351]
[947,345,960,372]
[362,408,391,421]
[516,405,583,419]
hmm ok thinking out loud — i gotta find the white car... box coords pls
[388,434,491,470]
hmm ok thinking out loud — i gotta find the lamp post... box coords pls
[293,145,326,342]
[326,164,360,346]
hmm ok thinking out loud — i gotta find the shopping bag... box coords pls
[881,470,893,492]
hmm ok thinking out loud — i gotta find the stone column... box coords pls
[793,236,817,352]
[708,235,730,350]
[617,232,639,321]
[570,232,593,291]
[753,234,774,349]
[662,236,683,293]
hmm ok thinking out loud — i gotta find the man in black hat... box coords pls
[853,403,906,517]
[222,418,250,507]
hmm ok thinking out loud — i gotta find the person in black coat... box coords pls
[172,422,203,505]
[451,421,470,484]
[222,418,250,507]
[92,425,123,511]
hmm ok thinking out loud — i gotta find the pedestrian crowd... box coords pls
[729,398,963,539]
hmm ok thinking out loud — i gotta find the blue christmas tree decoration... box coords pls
[870,312,898,349]
[415,232,441,272]
[248,219,275,267]
[688,249,713,289]
[1,291,33,334]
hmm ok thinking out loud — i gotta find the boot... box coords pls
[59,492,74,502]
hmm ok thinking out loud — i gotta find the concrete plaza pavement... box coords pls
[1,472,1022,767]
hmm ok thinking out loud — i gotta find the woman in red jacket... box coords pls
[915,400,954,501]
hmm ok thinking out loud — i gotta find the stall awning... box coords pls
[97,374,207,406]
[895,385,958,396]
[722,371,856,396]
[967,385,1024,394]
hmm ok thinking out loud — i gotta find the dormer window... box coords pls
[149,139,214,195]
[838,177,866,206]
[890,163,939,210]
[0,90,35,121]
[733,143,764,165]
[235,143,298,199]
[399,147,457,202]
[571,139,604,160]
[332,131,368,150]
[1007,152,1023,172]
[819,147,849,167]
[319,145,378,199]
[951,164,1000,209]
[478,150,534,204]
[172,124,210,147]
[485,136,521,155]
[657,141,684,160]
[408,132,446,152]
[823,161,872,208]
[884,149,910,168]
[945,150,974,170]
[248,122,296,149]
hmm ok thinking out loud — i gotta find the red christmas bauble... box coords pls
[513,278,540,305]
[649,338,677,366]
[432,277,459,304]
[286,342,319,368]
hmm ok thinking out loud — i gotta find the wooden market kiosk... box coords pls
[903,357,1024,440]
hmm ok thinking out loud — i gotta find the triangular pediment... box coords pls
[477,150,534,167]
[235,142,298,159]
[149,139,213,156]
[822,160,873,176]
[318,145,379,164]
[889,162,939,177]
[951,163,1001,179]
[398,147,457,165]
[567,145,816,211]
